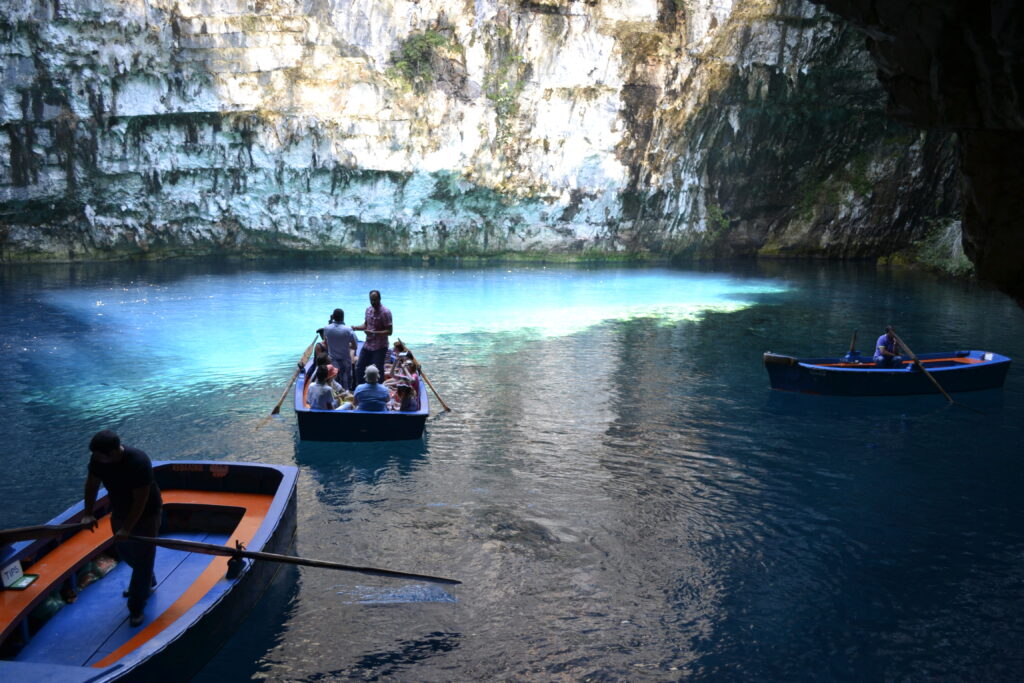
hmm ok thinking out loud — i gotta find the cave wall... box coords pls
[0,0,961,266]
[809,0,1024,303]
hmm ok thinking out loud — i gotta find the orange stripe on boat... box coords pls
[815,356,983,368]
[91,490,273,667]
[0,518,114,637]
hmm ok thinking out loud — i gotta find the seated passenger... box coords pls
[306,365,338,410]
[314,353,346,395]
[392,383,420,412]
[351,364,389,412]
[873,325,904,368]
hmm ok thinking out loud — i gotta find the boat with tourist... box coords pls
[763,349,1011,396]
[294,344,429,441]
[0,461,297,682]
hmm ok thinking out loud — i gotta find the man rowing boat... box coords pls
[873,325,904,368]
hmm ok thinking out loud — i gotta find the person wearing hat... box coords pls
[351,364,389,411]
[323,308,357,390]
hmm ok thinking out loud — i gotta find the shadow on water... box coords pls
[763,387,1007,421]
[295,436,430,507]
[294,435,428,477]
[191,564,300,682]
[301,632,462,682]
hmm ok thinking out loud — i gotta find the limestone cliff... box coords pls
[0,0,959,266]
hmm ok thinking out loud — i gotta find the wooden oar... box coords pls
[397,337,451,412]
[129,536,461,585]
[256,334,320,430]
[844,329,859,361]
[890,332,955,404]
[0,521,92,544]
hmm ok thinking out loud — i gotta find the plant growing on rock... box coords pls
[387,29,459,93]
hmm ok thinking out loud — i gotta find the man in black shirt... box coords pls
[81,430,163,627]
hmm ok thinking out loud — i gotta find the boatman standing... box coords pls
[323,308,357,390]
[353,289,393,387]
[81,430,163,627]
[873,325,904,368]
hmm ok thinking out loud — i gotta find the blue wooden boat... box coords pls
[0,461,297,682]
[294,347,429,442]
[763,349,1011,396]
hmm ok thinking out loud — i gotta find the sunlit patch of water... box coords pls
[332,584,459,605]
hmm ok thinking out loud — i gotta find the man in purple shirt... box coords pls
[353,289,393,387]
[873,325,904,368]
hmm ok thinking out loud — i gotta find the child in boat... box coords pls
[314,352,348,397]
[307,365,339,410]
[391,382,420,412]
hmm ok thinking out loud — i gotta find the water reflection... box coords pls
[296,437,429,506]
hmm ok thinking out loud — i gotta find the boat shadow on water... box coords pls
[763,387,1006,424]
[191,563,300,682]
[294,435,429,485]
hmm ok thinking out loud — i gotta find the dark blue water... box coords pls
[2,259,1022,681]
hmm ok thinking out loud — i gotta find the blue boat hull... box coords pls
[0,462,297,682]
[764,350,1011,396]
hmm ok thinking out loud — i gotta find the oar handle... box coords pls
[0,521,92,544]
[130,536,462,585]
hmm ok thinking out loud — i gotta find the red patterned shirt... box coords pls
[363,304,392,351]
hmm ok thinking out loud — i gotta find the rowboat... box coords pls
[294,349,429,442]
[763,349,1011,396]
[0,461,297,682]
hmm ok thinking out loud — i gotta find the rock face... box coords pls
[809,0,1024,305]
[0,0,959,267]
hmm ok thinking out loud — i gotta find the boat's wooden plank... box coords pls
[84,534,228,666]
[1,490,273,668]
[90,493,271,667]
[14,532,226,666]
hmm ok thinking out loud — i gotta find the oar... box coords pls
[129,536,461,585]
[256,334,320,430]
[0,521,92,544]
[844,329,859,362]
[890,331,955,404]
[397,337,452,412]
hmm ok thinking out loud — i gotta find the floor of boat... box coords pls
[14,530,228,667]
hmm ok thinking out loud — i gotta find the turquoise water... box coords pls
[2,259,1023,680]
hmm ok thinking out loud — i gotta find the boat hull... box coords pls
[0,461,297,682]
[764,350,1011,396]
